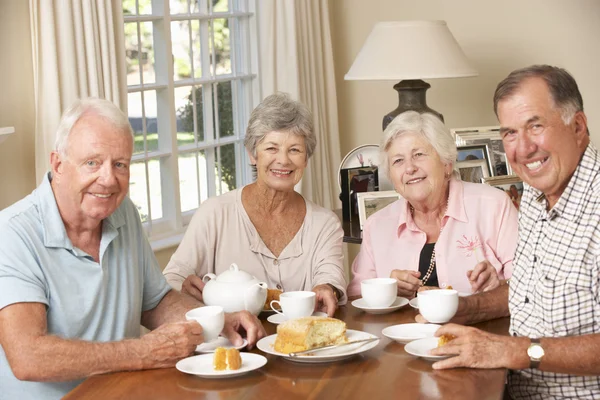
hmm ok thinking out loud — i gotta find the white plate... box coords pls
[351,297,409,314]
[409,298,419,309]
[176,353,267,378]
[382,323,441,344]
[256,329,379,363]
[195,337,248,353]
[404,337,455,361]
[267,311,328,325]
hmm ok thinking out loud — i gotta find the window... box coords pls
[123,0,258,246]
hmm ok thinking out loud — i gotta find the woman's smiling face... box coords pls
[387,132,451,206]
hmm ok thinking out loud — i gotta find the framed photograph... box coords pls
[456,144,493,181]
[456,159,491,183]
[356,191,401,230]
[452,126,513,176]
[340,166,379,221]
[483,175,524,210]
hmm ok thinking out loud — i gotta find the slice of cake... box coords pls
[274,316,347,353]
[213,347,242,370]
[437,334,456,347]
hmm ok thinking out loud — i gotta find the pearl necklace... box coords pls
[410,201,448,286]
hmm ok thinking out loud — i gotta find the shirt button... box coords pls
[440,283,447,288]
[525,297,529,304]
[533,256,537,262]
[276,284,282,290]
[273,259,280,266]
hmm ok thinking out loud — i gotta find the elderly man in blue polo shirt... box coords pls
[0,98,266,400]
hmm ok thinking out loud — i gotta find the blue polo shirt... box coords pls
[0,174,171,399]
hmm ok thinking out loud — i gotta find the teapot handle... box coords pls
[202,273,217,283]
[229,263,240,272]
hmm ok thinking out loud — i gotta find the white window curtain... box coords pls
[256,0,342,210]
[29,0,127,184]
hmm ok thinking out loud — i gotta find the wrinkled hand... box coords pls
[467,261,500,293]
[181,275,205,301]
[221,311,266,350]
[429,324,528,370]
[390,269,421,298]
[139,321,204,369]
[313,284,338,317]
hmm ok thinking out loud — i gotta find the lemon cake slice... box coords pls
[274,316,347,353]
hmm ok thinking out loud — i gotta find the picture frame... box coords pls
[452,126,513,176]
[483,175,524,210]
[456,159,491,183]
[340,166,379,221]
[356,190,401,230]
[456,144,493,182]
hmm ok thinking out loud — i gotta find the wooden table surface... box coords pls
[64,301,509,400]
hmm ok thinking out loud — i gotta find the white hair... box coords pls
[55,98,133,157]
[379,111,458,180]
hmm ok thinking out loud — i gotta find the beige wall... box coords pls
[0,0,36,209]
[330,0,600,158]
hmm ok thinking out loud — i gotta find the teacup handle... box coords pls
[202,273,217,283]
[270,300,284,315]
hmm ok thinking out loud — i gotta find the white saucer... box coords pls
[195,336,248,353]
[351,297,409,314]
[404,337,455,361]
[409,298,419,309]
[267,311,328,325]
[256,329,379,363]
[176,352,267,378]
[382,323,441,344]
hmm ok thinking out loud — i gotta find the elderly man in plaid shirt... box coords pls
[427,65,600,400]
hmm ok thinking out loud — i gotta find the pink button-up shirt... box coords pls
[348,179,518,296]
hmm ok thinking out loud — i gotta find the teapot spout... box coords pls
[244,282,268,316]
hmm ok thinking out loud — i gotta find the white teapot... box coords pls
[201,263,268,316]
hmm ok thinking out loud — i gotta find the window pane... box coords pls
[215,81,233,138]
[212,0,229,12]
[122,0,135,15]
[179,150,209,212]
[175,86,196,147]
[218,143,237,194]
[210,18,231,75]
[124,22,141,86]
[172,20,192,80]
[130,160,149,222]
[192,20,202,78]
[170,0,189,14]
[138,0,152,14]
[129,91,158,155]
[195,85,206,142]
[148,158,163,220]
[140,22,156,85]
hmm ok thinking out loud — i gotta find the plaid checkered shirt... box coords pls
[507,142,600,399]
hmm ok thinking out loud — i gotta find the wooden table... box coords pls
[64,303,509,400]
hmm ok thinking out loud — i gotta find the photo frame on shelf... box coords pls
[483,175,524,210]
[340,166,379,221]
[357,191,401,230]
[452,126,512,176]
[456,144,493,183]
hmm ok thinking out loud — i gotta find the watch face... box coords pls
[528,344,544,359]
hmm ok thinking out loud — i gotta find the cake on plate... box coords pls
[274,316,347,353]
[213,347,242,370]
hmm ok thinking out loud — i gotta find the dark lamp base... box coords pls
[382,79,444,131]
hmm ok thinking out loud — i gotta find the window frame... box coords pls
[123,0,260,249]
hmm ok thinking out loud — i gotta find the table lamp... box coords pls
[345,20,478,130]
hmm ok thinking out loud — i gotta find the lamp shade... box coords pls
[345,20,477,81]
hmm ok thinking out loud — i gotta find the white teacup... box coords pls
[417,289,459,323]
[361,278,397,308]
[270,291,316,320]
[185,305,225,342]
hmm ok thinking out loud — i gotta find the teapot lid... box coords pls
[214,263,255,283]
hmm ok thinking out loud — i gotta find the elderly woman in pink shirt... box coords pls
[348,111,518,298]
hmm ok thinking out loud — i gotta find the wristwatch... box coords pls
[527,338,545,369]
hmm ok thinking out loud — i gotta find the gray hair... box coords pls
[55,97,133,157]
[379,111,458,180]
[244,92,316,160]
[493,65,584,126]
